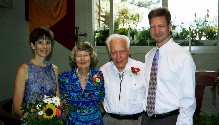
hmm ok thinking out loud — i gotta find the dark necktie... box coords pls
[146,49,159,117]
[118,72,124,100]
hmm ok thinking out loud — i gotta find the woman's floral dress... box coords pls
[58,68,105,125]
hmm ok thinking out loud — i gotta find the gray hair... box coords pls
[69,41,98,68]
[105,34,130,52]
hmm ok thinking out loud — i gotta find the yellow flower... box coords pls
[43,104,57,119]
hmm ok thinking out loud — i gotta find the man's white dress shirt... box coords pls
[100,58,146,115]
[145,39,196,125]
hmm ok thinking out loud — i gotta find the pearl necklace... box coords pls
[76,68,89,81]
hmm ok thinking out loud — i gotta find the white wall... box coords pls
[0,0,29,100]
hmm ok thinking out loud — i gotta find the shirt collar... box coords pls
[157,38,174,56]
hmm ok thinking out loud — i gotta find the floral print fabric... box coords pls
[58,68,105,125]
[24,61,57,106]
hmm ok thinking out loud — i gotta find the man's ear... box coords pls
[128,49,131,56]
[108,53,112,60]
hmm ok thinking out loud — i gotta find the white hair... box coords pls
[105,34,130,52]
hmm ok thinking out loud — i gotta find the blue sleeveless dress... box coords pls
[23,61,57,105]
[59,68,105,125]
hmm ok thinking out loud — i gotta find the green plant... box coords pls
[193,10,218,40]
[95,28,109,46]
[130,28,138,40]
[136,28,154,46]
[203,26,218,40]
[115,28,128,35]
[195,112,219,125]
[172,28,189,40]
[172,9,218,44]
[137,28,151,40]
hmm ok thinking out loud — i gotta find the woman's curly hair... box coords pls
[69,41,98,69]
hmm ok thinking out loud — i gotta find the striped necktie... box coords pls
[146,49,159,117]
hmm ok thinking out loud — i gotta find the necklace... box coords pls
[76,68,89,81]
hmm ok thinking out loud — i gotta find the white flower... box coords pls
[38,110,43,115]
[43,98,53,104]
[36,104,42,110]
[52,96,61,107]
[43,95,50,99]
[95,78,100,82]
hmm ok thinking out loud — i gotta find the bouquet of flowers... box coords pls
[21,95,70,125]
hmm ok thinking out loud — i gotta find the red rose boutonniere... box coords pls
[131,67,141,75]
[93,73,102,86]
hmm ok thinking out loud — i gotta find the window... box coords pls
[169,0,218,46]
[94,0,110,46]
[94,0,218,48]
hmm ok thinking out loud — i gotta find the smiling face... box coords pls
[109,38,131,72]
[149,16,171,47]
[75,50,91,69]
[31,36,52,58]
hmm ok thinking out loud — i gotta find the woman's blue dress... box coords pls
[23,61,57,105]
[58,68,105,125]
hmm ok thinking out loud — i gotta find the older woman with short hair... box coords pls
[58,41,105,125]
